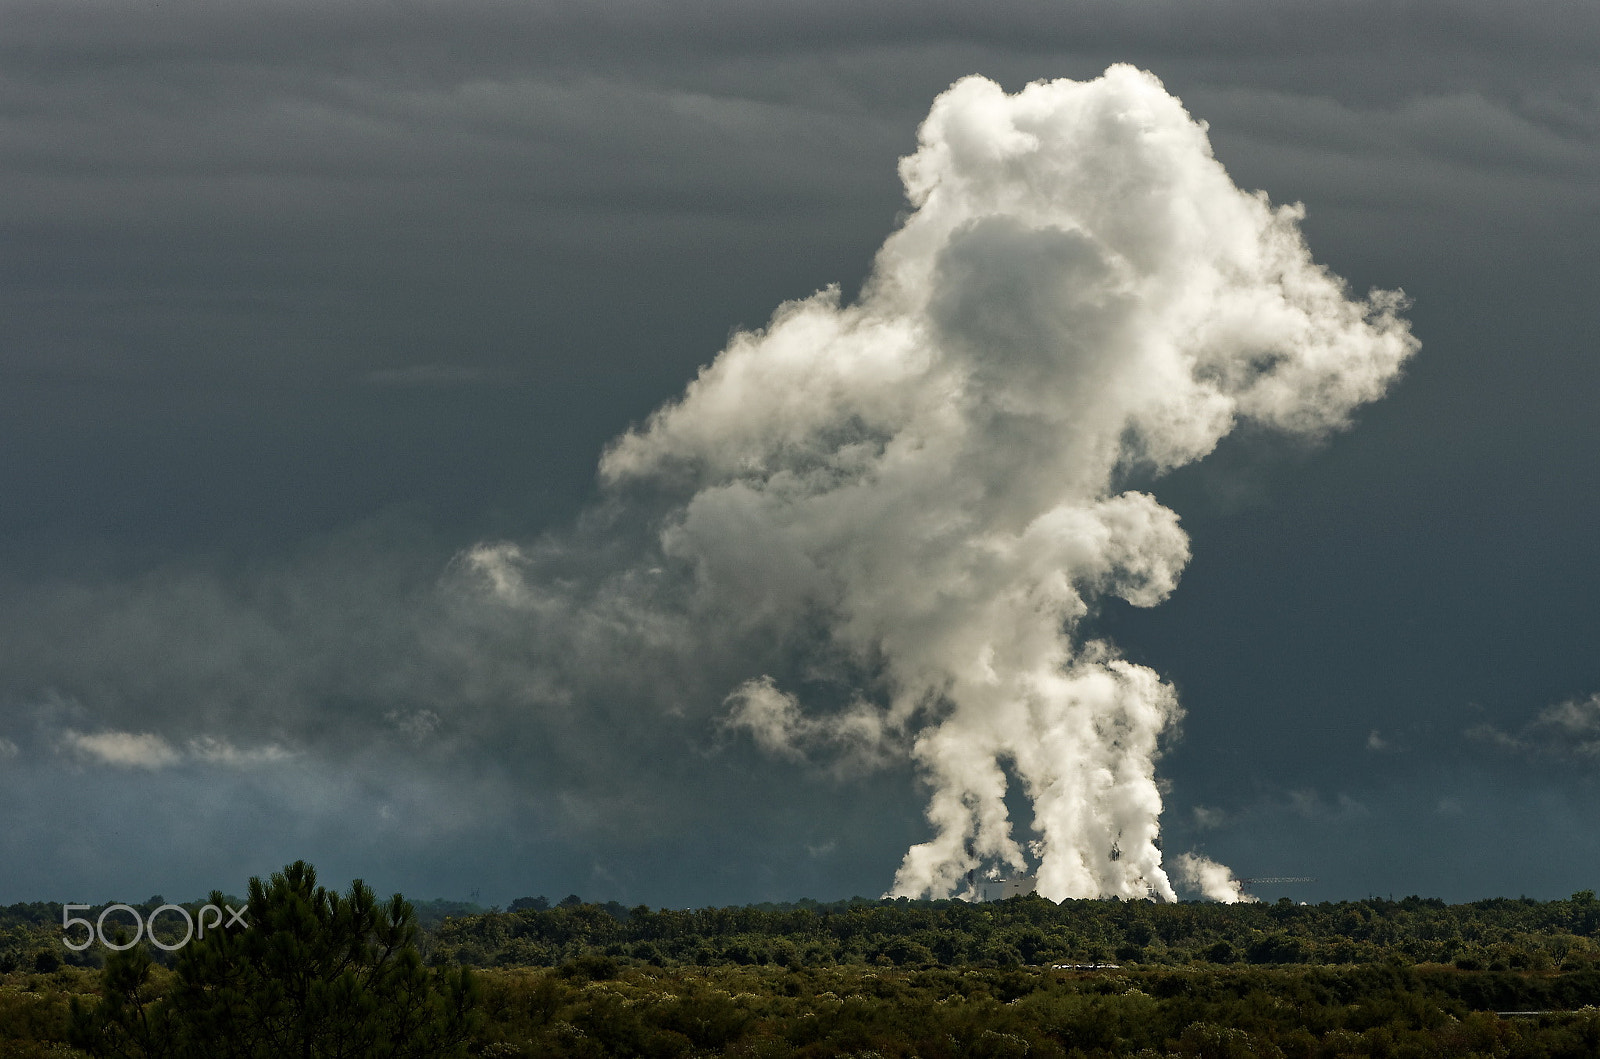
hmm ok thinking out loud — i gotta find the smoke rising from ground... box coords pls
[476,66,1416,901]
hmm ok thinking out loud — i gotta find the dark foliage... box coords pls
[65,861,478,1058]
[462,961,1600,1058]
[429,890,1600,973]
[5,883,1600,1057]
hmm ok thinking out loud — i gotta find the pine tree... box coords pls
[71,861,477,1058]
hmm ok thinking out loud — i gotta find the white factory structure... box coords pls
[973,874,1037,902]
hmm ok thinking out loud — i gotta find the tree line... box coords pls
[4,870,1600,1057]
[427,890,1600,973]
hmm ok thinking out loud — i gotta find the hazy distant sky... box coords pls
[2,0,1598,907]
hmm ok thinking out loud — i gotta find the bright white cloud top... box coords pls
[476,66,1416,901]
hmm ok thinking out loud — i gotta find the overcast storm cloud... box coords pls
[10,0,1599,906]
[464,68,1415,902]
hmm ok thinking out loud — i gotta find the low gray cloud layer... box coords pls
[2,0,1598,906]
[1471,695,1600,760]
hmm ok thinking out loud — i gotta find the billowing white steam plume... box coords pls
[499,67,1415,900]
[1174,853,1257,904]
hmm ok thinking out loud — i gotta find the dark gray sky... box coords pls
[2,0,1598,907]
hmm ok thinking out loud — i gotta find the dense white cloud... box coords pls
[561,67,1416,900]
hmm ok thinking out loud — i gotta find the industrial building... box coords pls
[973,874,1037,902]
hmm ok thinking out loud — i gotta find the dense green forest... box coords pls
[4,873,1599,1057]
[426,891,1600,973]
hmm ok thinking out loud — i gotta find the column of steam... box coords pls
[480,66,1415,903]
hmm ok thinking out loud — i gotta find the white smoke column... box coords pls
[590,67,1415,900]
[1174,852,1257,904]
